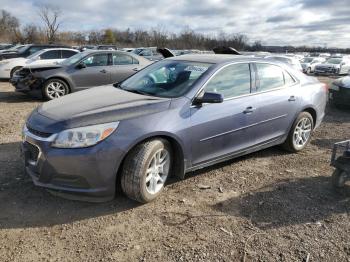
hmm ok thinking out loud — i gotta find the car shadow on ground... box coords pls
[0,91,42,103]
[213,176,350,229]
[311,138,349,150]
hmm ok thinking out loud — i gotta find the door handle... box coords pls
[132,68,139,72]
[243,106,255,114]
[288,96,296,102]
[100,69,107,73]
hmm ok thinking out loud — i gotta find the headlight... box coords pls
[52,122,119,148]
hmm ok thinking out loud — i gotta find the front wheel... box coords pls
[332,169,349,188]
[42,79,69,100]
[306,67,311,74]
[283,112,314,152]
[121,139,172,203]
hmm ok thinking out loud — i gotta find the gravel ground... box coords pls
[0,78,349,262]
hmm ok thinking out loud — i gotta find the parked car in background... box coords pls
[265,55,303,71]
[301,57,326,74]
[132,47,164,61]
[314,57,350,75]
[0,44,25,54]
[329,76,350,108]
[11,50,152,100]
[22,55,326,203]
[0,43,14,50]
[94,45,117,50]
[0,48,79,79]
[0,44,70,61]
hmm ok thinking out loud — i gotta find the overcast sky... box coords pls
[1,0,349,48]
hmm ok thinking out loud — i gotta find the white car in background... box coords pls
[0,48,79,79]
[315,57,350,75]
[0,44,26,54]
[301,57,326,74]
[265,55,303,71]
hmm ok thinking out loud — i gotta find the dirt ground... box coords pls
[0,78,349,262]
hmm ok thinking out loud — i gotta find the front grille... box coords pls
[27,126,52,138]
[24,141,40,162]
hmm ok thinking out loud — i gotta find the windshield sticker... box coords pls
[184,65,208,73]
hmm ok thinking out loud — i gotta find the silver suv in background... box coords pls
[301,57,326,74]
[266,55,303,72]
[315,56,350,75]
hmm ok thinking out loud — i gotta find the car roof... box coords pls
[166,54,282,65]
[40,48,79,52]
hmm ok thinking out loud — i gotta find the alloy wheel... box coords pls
[145,148,170,195]
[46,82,66,99]
[293,117,312,149]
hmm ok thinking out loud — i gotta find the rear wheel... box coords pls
[121,139,172,203]
[283,112,314,152]
[332,169,348,188]
[42,79,69,100]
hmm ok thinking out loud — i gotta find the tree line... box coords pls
[0,6,349,54]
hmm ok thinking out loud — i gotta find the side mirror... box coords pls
[193,92,223,106]
[76,62,86,69]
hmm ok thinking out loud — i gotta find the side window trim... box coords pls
[195,62,252,102]
[254,62,290,93]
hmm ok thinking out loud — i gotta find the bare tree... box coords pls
[37,4,61,43]
[0,9,20,42]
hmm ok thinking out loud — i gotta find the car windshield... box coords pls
[27,50,43,59]
[59,52,85,66]
[118,60,212,98]
[327,58,342,64]
[302,58,314,63]
[16,45,29,53]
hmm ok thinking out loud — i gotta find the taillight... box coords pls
[321,83,328,92]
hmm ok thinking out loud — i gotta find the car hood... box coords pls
[24,63,63,70]
[333,76,350,88]
[2,57,26,63]
[28,85,171,133]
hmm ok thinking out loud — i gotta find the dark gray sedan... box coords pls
[22,55,326,203]
[11,50,152,100]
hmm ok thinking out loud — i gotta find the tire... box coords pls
[42,78,69,100]
[10,66,22,78]
[306,68,311,74]
[332,169,348,188]
[121,139,172,203]
[283,112,314,152]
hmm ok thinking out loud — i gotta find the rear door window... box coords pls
[112,53,135,65]
[40,50,61,60]
[256,63,285,91]
[204,63,251,99]
[82,54,109,67]
[61,50,78,59]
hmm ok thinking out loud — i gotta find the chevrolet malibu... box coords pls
[22,55,327,203]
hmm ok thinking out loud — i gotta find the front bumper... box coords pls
[22,126,126,202]
[10,74,44,92]
[314,67,339,75]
